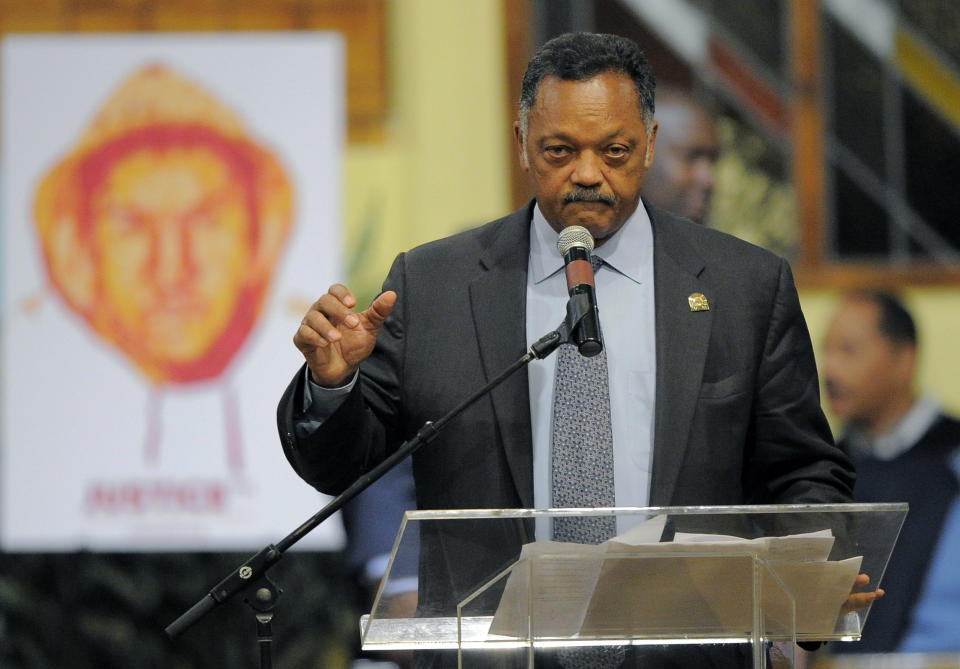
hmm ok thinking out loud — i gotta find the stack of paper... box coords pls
[489,515,861,641]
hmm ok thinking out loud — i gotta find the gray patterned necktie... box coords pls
[550,257,625,668]
[550,343,617,542]
[551,256,616,543]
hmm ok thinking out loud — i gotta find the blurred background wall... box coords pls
[1,1,958,667]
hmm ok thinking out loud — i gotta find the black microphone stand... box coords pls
[165,292,595,667]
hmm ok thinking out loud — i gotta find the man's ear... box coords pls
[893,343,918,388]
[643,120,659,168]
[513,121,529,170]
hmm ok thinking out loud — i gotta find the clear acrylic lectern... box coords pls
[359,503,906,668]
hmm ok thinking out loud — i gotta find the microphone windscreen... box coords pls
[557,225,595,255]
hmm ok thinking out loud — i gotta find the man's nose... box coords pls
[154,221,195,287]
[571,151,603,188]
[696,157,716,191]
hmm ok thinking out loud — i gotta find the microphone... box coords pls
[557,225,603,357]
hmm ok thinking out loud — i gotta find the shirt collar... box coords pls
[528,200,652,285]
[847,396,941,460]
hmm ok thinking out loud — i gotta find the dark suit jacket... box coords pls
[278,202,854,665]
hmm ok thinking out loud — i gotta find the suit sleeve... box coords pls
[277,253,408,496]
[743,258,855,505]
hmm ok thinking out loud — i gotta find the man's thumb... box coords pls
[365,290,397,326]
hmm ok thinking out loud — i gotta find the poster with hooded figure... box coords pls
[2,34,346,551]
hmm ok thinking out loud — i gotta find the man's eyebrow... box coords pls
[536,132,575,146]
[536,130,637,146]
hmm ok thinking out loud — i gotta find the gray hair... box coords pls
[517,32,656,163]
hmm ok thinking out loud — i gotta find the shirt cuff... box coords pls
[301,366,358,422]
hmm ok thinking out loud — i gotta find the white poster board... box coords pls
[1,33,346,551]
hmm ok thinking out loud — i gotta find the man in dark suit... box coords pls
[824,291,960,654]
[279,33,863,667]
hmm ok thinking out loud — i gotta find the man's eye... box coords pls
[606,146,629,158]
[545,146,570,158]
[104,205,145,233]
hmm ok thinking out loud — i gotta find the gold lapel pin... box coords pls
[688,292,710,312]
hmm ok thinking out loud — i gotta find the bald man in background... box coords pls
[642,88,719,225]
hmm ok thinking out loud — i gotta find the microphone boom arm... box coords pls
[165,292,587,642]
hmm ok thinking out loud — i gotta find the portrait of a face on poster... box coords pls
[2,33,346,551]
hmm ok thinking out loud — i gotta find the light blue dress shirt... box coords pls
[301,203,658,540]
[526,204,656,538]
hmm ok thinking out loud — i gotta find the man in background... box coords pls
[640,88,719,225]
[823,291,960,654]
[342,457,417,669]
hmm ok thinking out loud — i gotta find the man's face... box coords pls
[642,99,718,223]
[515,72,657,245]
[92,146,252,364]
[823,298,913,429]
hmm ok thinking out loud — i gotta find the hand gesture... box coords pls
[294,284,397,387]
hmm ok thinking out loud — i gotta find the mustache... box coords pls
[563,188,616,206]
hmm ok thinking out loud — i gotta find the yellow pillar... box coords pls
[343,0,511,302]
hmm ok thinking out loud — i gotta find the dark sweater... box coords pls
[836,414,960,653]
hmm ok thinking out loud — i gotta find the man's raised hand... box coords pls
[294,284,397,387]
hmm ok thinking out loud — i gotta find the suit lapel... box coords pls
[649,205,714,504]
[468,205,535,507]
